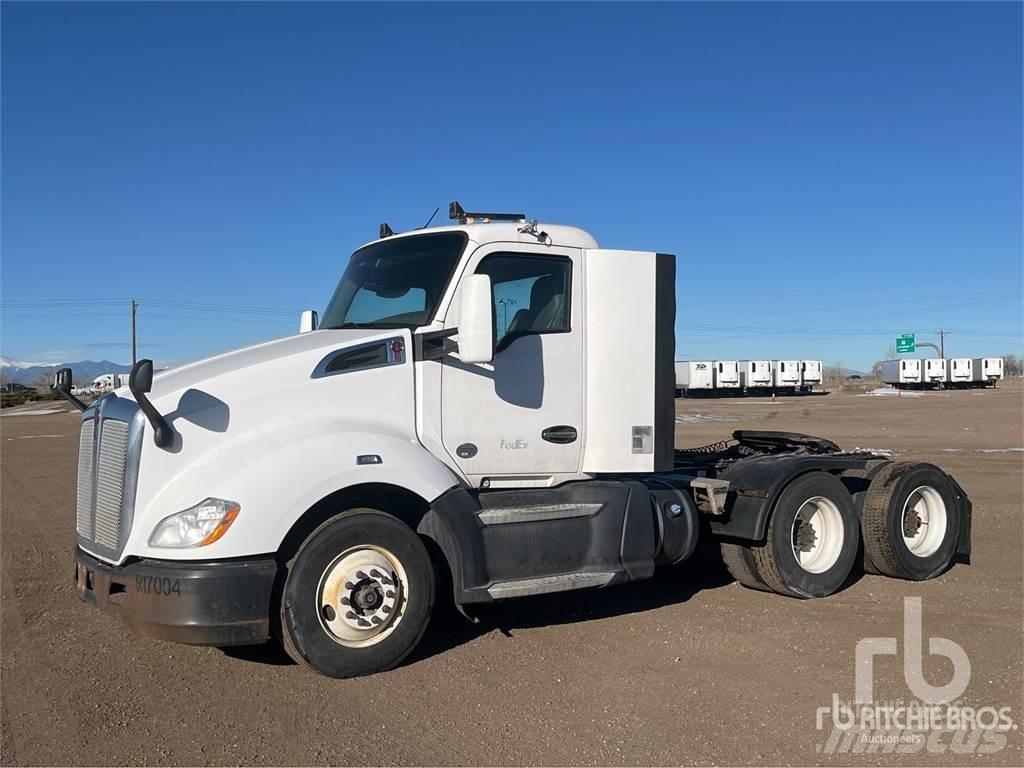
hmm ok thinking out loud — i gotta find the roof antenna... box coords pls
[419,206,440,230]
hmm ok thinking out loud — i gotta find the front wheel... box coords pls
[279,509,435,678]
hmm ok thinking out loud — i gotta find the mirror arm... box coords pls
[128,360,174,449]
[413,328,458,361]
[52,368,88,412]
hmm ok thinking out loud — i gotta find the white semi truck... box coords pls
[714,360,741,390]
[946,358,974,388]
[972,357,1003,387]
[799,360,822,392]
[675,361,714,394]
[923,358,947,387]
[59,204,972,679]
[880,358,923,388]
[740,360,773,390]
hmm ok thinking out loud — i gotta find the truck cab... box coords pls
[64,203,972,678]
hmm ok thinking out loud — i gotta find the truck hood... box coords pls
[140,329,385,401]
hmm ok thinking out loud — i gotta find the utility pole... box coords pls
[130,299,138,366]
[936,329,949,358]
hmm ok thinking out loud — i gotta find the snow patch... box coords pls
[861,387,924,397]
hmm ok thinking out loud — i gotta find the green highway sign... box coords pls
[896,333,916,354]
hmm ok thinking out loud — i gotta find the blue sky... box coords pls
[2,1,1021,371]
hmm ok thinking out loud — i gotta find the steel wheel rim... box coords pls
[316,545,408,647]
[901,485,947,557]
[791,496,845,573]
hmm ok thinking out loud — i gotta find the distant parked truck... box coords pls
[922,358,946,387]
[714,360,741,390]
[880,359,923,388]
[972,358,1003,387]
[946,358,973,388]
[772,360,801,391]
[740,360,773,390]
[800,360,822,392]
[675,361,714,395]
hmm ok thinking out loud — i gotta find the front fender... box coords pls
[129,429,460,561]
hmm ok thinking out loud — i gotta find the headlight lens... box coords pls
[149,498,240,548]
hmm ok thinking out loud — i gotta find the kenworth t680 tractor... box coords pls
[60,203,970,678]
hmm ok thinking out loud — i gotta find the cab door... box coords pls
[440,243,584,485]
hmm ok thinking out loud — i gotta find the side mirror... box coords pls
[53,367,87,412]
[129,359,153,393]
[457,274,494,364]
[300,310,319,333]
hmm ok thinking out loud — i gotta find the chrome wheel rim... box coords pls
[791,496,845,573]
[901,486,947,557]
[316,546,408,647]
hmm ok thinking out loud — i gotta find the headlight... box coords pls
[149,498,240,548]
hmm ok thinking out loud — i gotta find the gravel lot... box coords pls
[2,383,1022,766]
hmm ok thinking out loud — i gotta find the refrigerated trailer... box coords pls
[972,358,1003,387]
[772,360,801,391]
[57,202,972,679]
[741,360,773,390]
[880,359,922,388]
[922,358,946,387]
[714,360,741,389]
[800,360,822,392]
[675,361,714,395]
[946,358,973,388]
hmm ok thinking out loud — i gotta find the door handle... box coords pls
[542,426,578,444]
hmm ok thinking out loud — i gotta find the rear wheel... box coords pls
[751,472,859,598]
[279,509,435,678]
[720,541,771,592]
[861,463,960,580]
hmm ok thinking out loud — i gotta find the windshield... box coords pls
[320,232,468,329]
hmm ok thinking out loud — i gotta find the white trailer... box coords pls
[772,360,801,390]
[800,360,822,391]
[946,358,973,388]
[880,359,922,387]
[56,202,973,680]
[714,360,740,389]
[740,360,772,390]
[922,358,946,387]
[972,357,1003,387]
[675,361,714,394]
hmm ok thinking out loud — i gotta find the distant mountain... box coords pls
[0,358,132,386]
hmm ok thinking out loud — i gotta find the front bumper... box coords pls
[74,546,277,646]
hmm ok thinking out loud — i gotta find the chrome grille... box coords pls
[75,397,141,560]
[75,420,95,538]
[94,420,130,549]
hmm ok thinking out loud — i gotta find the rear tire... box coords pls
[861,463,960,581]
[279,508,435,678]
[751,472,860,598]
[720,542,771,592]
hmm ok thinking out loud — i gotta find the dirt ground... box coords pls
[2,383,1022,766]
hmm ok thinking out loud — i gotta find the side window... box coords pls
[476,253,571,350]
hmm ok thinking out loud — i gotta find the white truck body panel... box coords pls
[714,360,740,388]
[582,249,666,473]
[800,360,822,386]
[947,358,973,383]
[95,329,461,564]
[923,358,946,383]
[973,357,1003,382]
[773,360,801,387]
[880,359,922,384]
[676,361,714,390]
[740,360,773,388]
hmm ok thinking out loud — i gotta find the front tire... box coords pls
[751,472,860,598]
[279,509,435,678]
